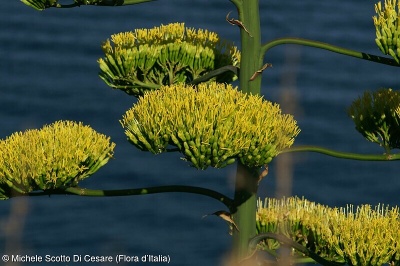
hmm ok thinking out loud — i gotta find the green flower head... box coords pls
[256,197,400,265]
[348,88,400,152]
[373,0,400,63]
[0,121,115,199]
[120,82,300,169]
[98,23,240,97]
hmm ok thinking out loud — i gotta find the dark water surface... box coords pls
[1,1,400,265]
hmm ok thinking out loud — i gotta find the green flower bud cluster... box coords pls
[348,88,400,152]
[256,197,400,265]
[373,0,400,63]
[120,82,300,169]
[0,121,115,199]
[98,23,240,97]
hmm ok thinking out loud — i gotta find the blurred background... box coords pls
[1,1,399,265]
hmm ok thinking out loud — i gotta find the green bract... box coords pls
[0,121,115,199]
[256,197,400,265]
[98,23,240,97]
[373,0,400,63]
[20,0,54,10]
[348,88,400,152]
[120,82,300,169]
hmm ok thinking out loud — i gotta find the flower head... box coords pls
[0,121,115,199]
[120,82,300,169]
[348,88,400,152]
[373,0,400,63]
[256,197,400,265]
[98,23,240,97]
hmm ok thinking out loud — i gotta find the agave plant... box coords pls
[98,23,240,97]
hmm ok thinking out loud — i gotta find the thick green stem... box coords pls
[261,37,400,67]
[21,185,235,211]
[232,162,259,259]
[283,145,400,161]
[229,0,262,261]
[232,0,262,94]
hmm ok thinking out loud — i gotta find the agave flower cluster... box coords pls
[98,23,240,97]
[348,88,400,152]
[0,121,115,199]
[256,197,400,265]
[373,0,400,63]
[120,82,300,169]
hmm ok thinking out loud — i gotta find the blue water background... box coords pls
[1,1,400,265]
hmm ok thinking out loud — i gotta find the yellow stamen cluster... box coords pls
[120,82,300,169]
[348,88,400,152]
[98,23,240,97]
[129,23,219,46]
[0,121,115,199]
[256,197,400,265]
[373,0,400,63]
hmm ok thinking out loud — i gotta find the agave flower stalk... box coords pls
[98,23,240,97]
[0,121,115,199]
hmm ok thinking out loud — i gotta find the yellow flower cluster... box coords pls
[348,88,400,152]
[0,121,115,199]
[129,23,219,46]
[120,82,300,169]
[256,197,400,265]
[98,23,240,97]
[373,0,400,63]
